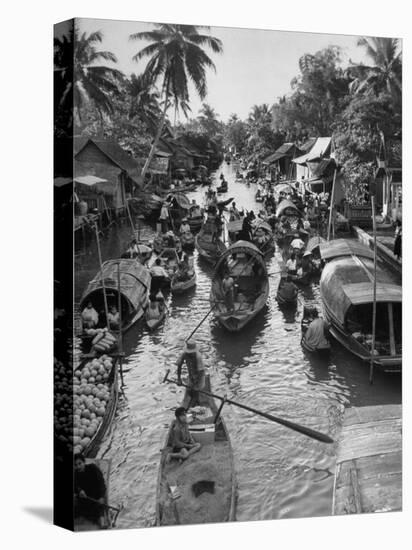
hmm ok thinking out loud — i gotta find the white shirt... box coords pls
[151,265,168,278]
[286,258,297,271]
[159,206,169,220]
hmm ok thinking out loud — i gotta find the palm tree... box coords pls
[54,24,123,125]
[128,72,161,133]
[349,37,402,103]
[130,24,223,185]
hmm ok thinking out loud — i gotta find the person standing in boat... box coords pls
[81,301,99,329]
[180,217,191,234]
[159,201,170,234]
[167,407,201,463]
[176,340,206,394]
[302,309,330,352]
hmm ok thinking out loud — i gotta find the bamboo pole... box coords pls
[117,262,125,388]
[369,194,377,385]
[327,169,337,241]
[95,222,110,330]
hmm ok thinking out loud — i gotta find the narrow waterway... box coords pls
[74,162,401,528]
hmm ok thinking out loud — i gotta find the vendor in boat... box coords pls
[301,250,315,276]
[240,213,253,241]
[278,275,298,302]
[107,305,120,330]
[176,340,206,394]
[167,407,201,463]
[165,230,176,248]
[81,301,99,329]
[150,258,169,279]
[126,239,138,258]
[190,199,201,217]
[180,218,191,234]
[290,234,305,255]
[74,454,106,528]
[175,260,190,282]
[303,309,330,352]
[286,252,298,275]
[222,271,235,312]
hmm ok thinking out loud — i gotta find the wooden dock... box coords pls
[332,405,402,515]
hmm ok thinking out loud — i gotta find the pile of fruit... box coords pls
[72,355,114,454]
[84,328,117,354]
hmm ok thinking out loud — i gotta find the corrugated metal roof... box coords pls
[292,137,332,165]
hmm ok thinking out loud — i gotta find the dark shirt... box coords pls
[75,464,106,500]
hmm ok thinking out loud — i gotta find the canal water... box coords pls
[74,162,401,528]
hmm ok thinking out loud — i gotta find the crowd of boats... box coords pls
[71,161,402,529]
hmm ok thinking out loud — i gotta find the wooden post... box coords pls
[327,169,337,241]
[95,222,110,330]
[388,303,396,356]
[369,193,377,385]
[117,262,125,388]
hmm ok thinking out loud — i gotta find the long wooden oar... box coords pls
[163,371,333,444]
[77,494,121,513]
[185,303,216,342]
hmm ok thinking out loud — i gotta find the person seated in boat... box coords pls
[164,230,176,248]
[222,271,235,312]
[81,301,99,329]
[167,407,201,463]
[150,258,169,279]
[286,252,298,276]
[126,239,138,258]
[234,291,249,311]
[74,454,106,528]
[159,201,170,234]
[301,250,315,276]
[290,234,305,254]
[175,260,190,282]
[176,340,206,395]
[278,275,298,302]
[180,218,191,234]
[303,309,330,352]
[155,290,166,314]
[190,200,201,217]
[240,214,252,241]
[107,305,120,330]
[254,226,267,246]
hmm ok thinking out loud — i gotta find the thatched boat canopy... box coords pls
[80,259,151,313]
[276,199,301,218]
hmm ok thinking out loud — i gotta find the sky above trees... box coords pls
[76,18,379,121]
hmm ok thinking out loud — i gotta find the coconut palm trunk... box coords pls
[141,86,169,190]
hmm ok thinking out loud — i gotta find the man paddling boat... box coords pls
[176,340,206,397]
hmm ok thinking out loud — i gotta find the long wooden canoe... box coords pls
[210,241,269,331]
[195,223,226,265]
[145,308,167,331]
[155,375,237,526]
[80,260,151,334]
[171,271,196,294]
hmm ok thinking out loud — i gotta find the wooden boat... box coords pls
[166,191,191,226]
[319,240,401,372]
[80,260,151,333]
[155,375,236,526]
[180,231,195,250]
[195,217,227,265]
[210,241,269,331]
[145,307,167,331]
[251,220,275,257]
[226,218,244,245]
[74,458,120,531]
[152,232,182,255]
[75,357,119,458]
[171,270,196,294]
[149,247,181,293]
[276,276,298,306]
